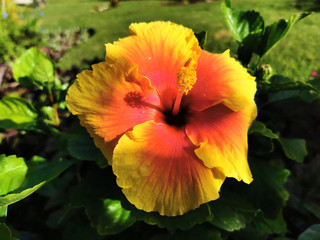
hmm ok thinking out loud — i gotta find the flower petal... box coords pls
[105,21,201,94]
[185,50,256,112]
[112,121,225,216]
[66,62,160,143]
[186,103,257,184]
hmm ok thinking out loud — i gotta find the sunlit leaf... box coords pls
[278,137,307,163]
[40,106,56,124]
[0,206,7,220]
[12,47,55,90]
[260,13,310,56]
[0,159,75,207]
[0,155,27,196]
[0,97,38,131]
[242,13,311,58]
[224,0,231,8]
[221,3,264,43]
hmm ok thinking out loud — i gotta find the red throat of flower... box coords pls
[172,64,197,116]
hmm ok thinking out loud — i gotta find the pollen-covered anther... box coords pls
[177,66,197,95]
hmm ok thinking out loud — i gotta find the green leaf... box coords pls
[0,97,38,131]
[249,121,307,162]
[260,12,310,56]
[309,78,320,91]
[0,223,17,240]
[86,199,135,236]
[249,120,278,139]
[209,190,257,231]
[258,75,318,93]
[0,155,27,196]
[12,47,55,90]
[225,0,231,8]
[68,170,135,236]
[47,208,103,240]
[245,161,290,219]
[243,13,311,57]
[278,137,307,163]
[151,225,222,240]
[0,206,7,220]
[67,127,105,162]
[128,201,212,231]
[249,135,275,155]
[61,210,103,240]
[68,168,212,232]
[221,3,264,43]
[289,194,320,220]
[212,158,289,234]
[264,76,320,103]
[298,224,320,240]
[66,124,107,167]
[0,159,75,207]
[252,210,287,234]
[268,89,319,103]
[195,31,207,49]
[38,171,74,210]
[302,201,320,220]
[40,106,56,124]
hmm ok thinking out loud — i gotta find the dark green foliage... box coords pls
[298,224,320,240]
[195,31,207,49]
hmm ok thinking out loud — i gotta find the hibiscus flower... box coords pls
[66,21,257,216]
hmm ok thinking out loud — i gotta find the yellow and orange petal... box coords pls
[186,103,257,184]
[66,62,160,145]
[185,50,256,112]
[112,121,226,216]
[105,21,201,96]
[66,21,257,216]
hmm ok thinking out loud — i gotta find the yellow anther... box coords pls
[177,66,197,95]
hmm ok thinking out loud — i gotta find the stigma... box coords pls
[176,66,197,95]
[172,65,197,116]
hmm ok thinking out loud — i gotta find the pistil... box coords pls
[172,66,197,115]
